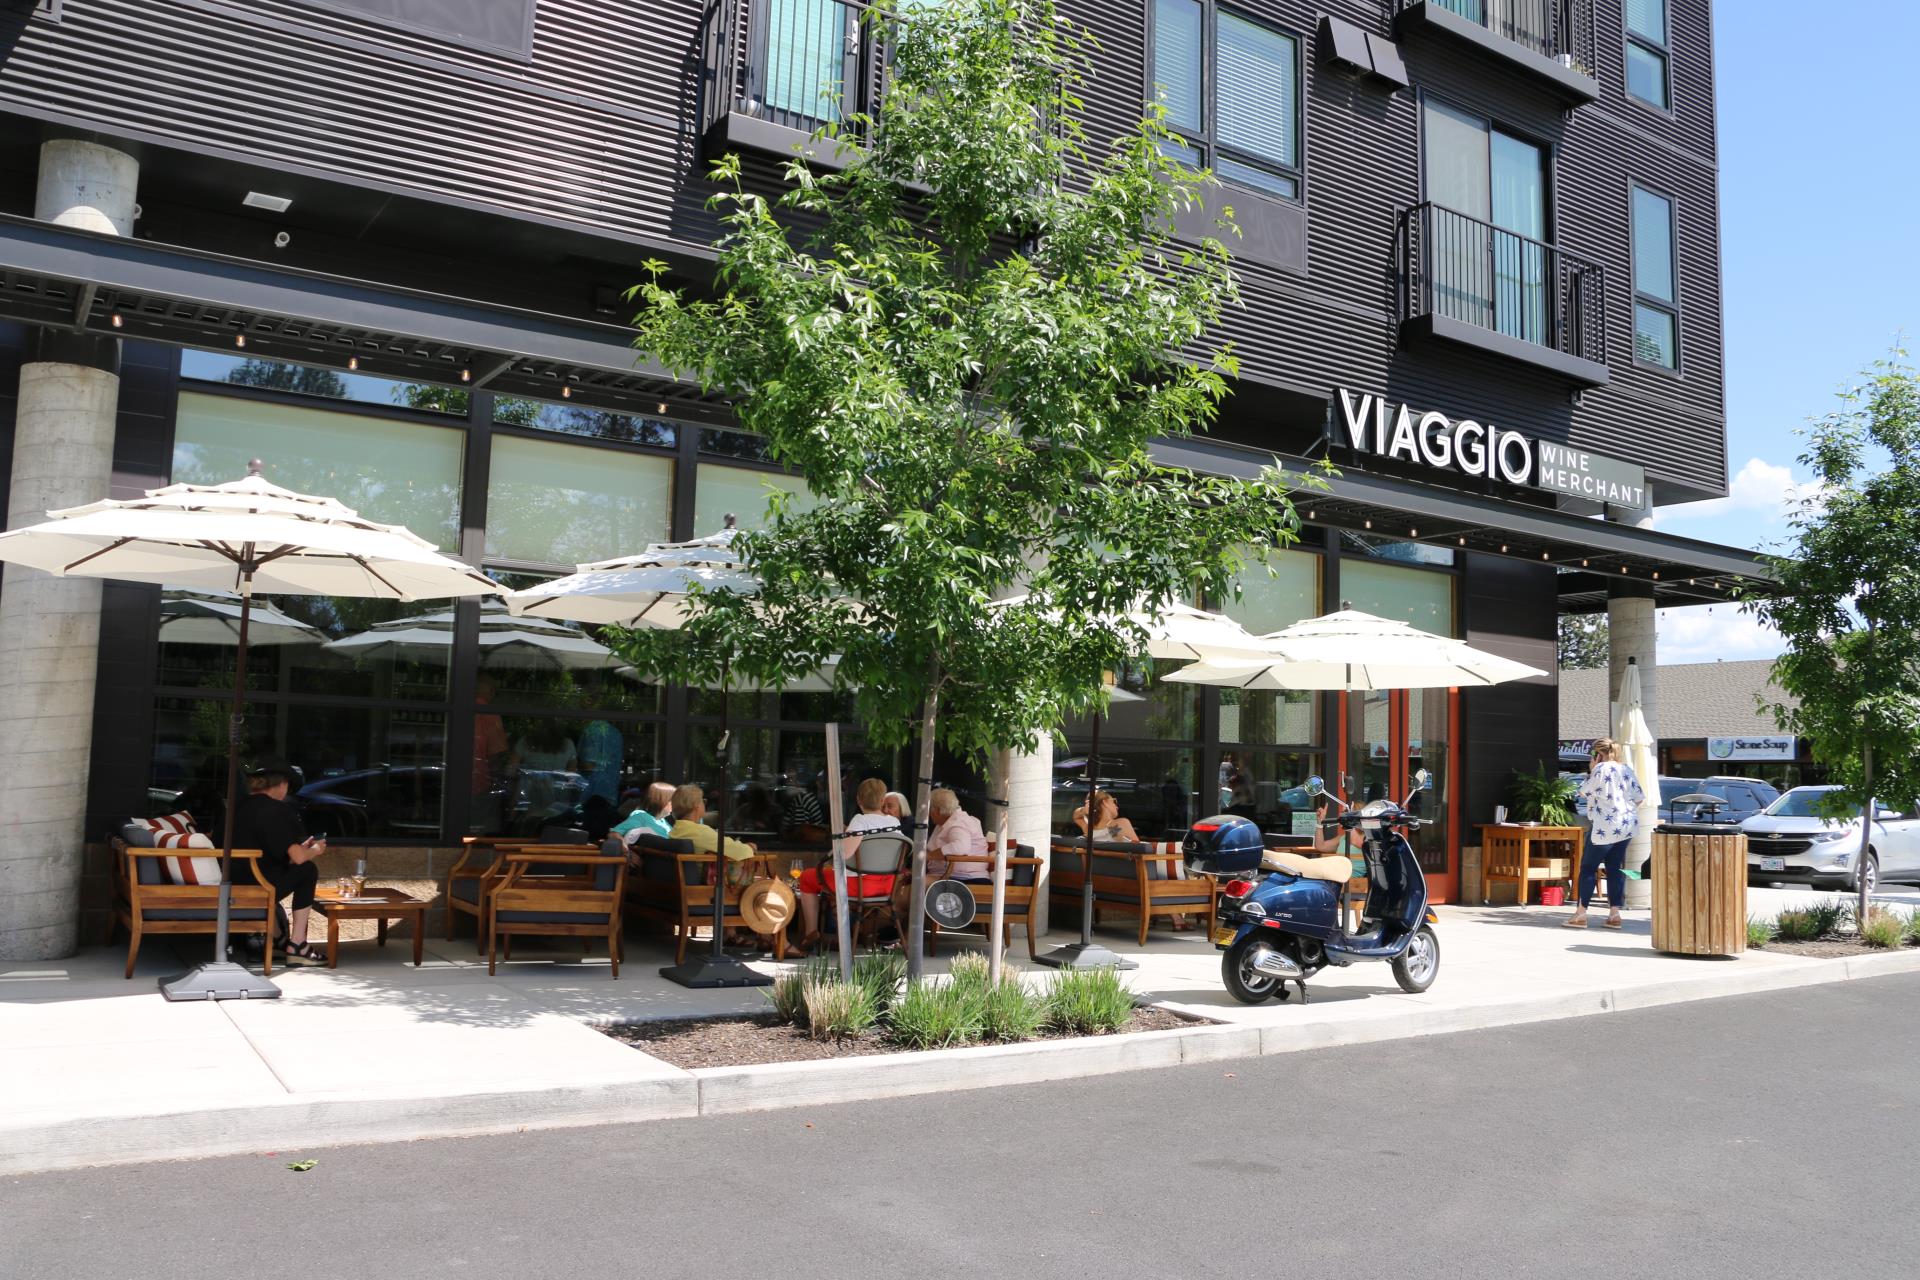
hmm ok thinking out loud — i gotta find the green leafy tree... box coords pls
[1558,615,1610,669]
[620,0,1311,973]
[1746,349,1920,919]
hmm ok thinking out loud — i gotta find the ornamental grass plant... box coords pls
[1043,965,1136,1036]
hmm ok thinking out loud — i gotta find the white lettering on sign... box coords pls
[1330,387,1647,511]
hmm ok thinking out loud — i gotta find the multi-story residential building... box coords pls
[0,0,1762,956]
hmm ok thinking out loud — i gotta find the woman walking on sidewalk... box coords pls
[1570,738,1645,930]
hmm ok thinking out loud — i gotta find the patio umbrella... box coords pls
[1614,658,1659,905]
[501,524,793,989]
[0,463,499,1002]
[1019,600,1280,972]
[326,599,629,671]
[159,588,325,647]
[1164,609,1548,691]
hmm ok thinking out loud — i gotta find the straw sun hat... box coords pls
[738,877,797,935]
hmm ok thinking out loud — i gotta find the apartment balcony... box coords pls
[699,0,884,166]
[1395,0,1599,106]
[1398,202,1609,387]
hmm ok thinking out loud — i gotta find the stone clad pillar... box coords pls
[0,140,136,960]
[1607,579,1658,911]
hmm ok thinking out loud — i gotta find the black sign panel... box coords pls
[297,0,537,59]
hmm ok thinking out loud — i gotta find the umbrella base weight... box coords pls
[659,956,775,989]
[1033,942,1138,971]
[159,962,283,1002]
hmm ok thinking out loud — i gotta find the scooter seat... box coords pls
[1262,850,1353,883]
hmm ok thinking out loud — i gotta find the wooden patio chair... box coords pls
[110,836,276,979]
[445,836,526,951]
[486,845,628,978]
[669,851,787,962]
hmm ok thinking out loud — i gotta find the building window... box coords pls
[693,463,815,535]
[1421,99,1550,345]
[172,391,466,550]
[1631,185,1679,370]
[1340,559,1456,637]
[1151,0,1302,201]
[483,434,673,568]
[1624,0,1669,109]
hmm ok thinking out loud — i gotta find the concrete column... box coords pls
[0,140,135,961]
[1607,582,1658,910]
[994,736,1056,933]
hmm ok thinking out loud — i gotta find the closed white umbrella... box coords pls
[0,463,499,1002]
[1614,659,1659,906]
[1165,609,1547,691]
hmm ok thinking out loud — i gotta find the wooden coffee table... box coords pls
[312,886,430,969]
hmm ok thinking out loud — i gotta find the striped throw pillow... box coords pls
[130,813,223,886]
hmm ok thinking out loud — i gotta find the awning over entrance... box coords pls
[1154,438,1773,612]
[0,213,729,421]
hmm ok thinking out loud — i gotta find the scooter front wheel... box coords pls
[1391,925,1440,993]
[1222,940,1284,1004]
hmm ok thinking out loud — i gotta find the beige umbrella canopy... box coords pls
[1166,609,1548,691]
[0,464,500,1002]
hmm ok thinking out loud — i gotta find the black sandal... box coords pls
[280,941,324,966]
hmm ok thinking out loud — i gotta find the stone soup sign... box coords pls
[1335,389,1648,512]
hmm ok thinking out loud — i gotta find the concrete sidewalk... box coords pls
[5,901,1917,1174]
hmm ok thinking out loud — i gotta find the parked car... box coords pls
[1661,775,1780,826]
[1741,785,1920,894]
[296,765,444,840]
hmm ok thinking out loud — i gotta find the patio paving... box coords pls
[4,897,1916,1173]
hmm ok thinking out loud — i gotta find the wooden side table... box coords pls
[1477,824,1583,907]
[313,886,431,969]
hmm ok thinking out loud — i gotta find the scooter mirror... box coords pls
[1304,775,1324,797]
[1414,768,1432,790]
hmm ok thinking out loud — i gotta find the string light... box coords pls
[1541,551,1550,561]
[109,312,123,329]
[235,334,246,349]
[1500,544,1509,553]
[1457,537,1466,546]
[1363,519,1372,529]
[460,368,472,383]
[348,356,358,371]
[1408,527,1418,538]
[561,386,572,399]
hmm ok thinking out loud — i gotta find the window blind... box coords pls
[1215,13,1296,170]
[1152,0,1204,135]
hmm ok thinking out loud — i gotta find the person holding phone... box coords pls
[233,758,327,965]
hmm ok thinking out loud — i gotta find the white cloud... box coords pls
[1656,603,1785,663]
[1652,456,1822,528]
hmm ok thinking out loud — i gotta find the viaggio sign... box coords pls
[1333,388,1648,511]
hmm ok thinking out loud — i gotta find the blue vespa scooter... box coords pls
[1185,773,1440,1005]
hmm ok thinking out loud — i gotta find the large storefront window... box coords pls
[484,434,673,566]
[1215,748,1323,836]
[693,462,814,535]
[481,573,664,713]
[1051,744,1198,839]
[173,392,465,550]
[1217,550,1319,748]
[150,697,448,842]
[1340,559,1456,636]
[469,712,663,837]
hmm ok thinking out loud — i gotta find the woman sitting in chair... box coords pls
[1071,790,1140,844]
[793,776,901,956]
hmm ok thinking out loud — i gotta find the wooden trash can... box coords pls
[1650,828,1748,956]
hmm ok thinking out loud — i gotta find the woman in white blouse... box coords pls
[1571,738,1646,929]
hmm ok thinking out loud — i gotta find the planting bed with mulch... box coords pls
[1758,938,1908,958]
[604,1006,1203,1069]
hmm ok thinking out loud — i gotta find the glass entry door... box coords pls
[1345,689,1456,897]
[1422,101,1548,344]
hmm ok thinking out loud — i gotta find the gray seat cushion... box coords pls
[143,908,270,922]
[450,879,480,904]
[496,910,611,925]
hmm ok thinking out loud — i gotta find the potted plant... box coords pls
[1508,764,1579,827]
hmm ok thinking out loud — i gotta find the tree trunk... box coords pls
[905,674,941,983]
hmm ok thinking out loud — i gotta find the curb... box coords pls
[5,948,1918,1174]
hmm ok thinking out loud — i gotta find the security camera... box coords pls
[273,230,291,249]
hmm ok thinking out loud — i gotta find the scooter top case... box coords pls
[1182,814,1265,876]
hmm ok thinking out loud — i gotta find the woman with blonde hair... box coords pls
[792,776,902,955]
[1571,737,1645,929]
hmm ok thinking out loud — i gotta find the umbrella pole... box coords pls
[1035,710,1135,971]
[161,559,282,1001]
[659,656,771,989]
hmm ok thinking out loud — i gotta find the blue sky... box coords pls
[1652,1,1920,662]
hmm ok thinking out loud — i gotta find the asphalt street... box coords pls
[6,972,1918,1280]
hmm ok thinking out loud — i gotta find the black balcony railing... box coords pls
[1400,202,1606,369]
[1399,0,1596,75]
[701,0,887,143]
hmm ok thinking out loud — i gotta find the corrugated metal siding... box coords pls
[0,0,1726,498]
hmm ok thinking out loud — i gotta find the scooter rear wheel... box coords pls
[1391,925,1440,993]
[1223,941,1284,1004]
